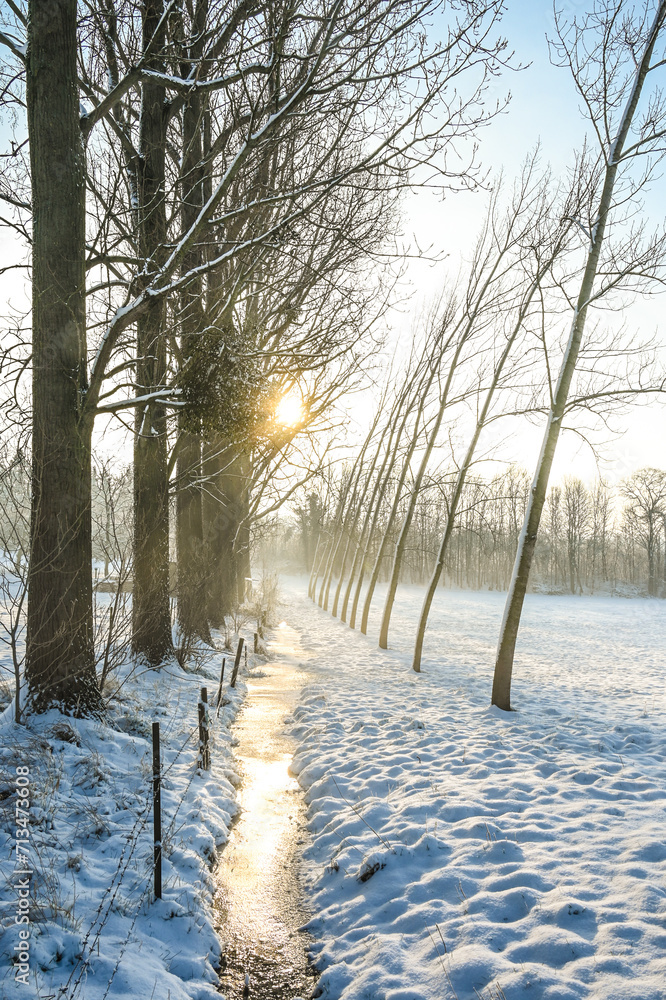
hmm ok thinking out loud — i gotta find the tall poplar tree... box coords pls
[25,0,101,713]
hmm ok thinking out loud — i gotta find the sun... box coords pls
[274,391,305,427]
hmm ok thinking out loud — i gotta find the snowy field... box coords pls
[283,577,666,1000]
[1,577,664,1000]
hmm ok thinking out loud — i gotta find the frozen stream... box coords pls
[213,621,317,1000]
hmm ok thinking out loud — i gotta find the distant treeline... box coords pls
[281,466,666,598]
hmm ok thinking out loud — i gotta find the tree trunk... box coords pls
[360,387,434,634]
[176,11,212,643]
[319,432,375,608]
[177,429,212,640]
[203,441,229,627]
[204,440,248,622]
[132,0,173,664]
[25,0,101,714]
[349,382,418,630]
[308,532,329,599]
[377,379,452,649]
[332,415,387,618]
[307,534,323,598]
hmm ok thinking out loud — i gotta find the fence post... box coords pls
[215,658,226,715]
[230,637,244,688]
[254,631,259,653]
[198,687,210,770]
[152,722,162,901]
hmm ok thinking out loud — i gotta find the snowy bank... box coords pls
[0,641,248,1000]
[284,578,666,1000]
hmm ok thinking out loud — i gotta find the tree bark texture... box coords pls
[25,0,101,714]
[132,0,173,664]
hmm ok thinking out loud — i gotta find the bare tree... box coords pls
[545,485,564,590]
[589,478,612,591]
[23,0,102,714]
[0,449,30,722]
[563,476,591,593]
[382,158,577,660]
[410,165,575,668]
[359,319,449,635]
[493,0,666,710]
[339,363,418,624]
[88,0,513,660]
[621,467,666,595]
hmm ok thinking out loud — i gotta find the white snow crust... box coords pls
[283,578,666,1000]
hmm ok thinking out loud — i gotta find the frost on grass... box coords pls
[0,640,245,1000]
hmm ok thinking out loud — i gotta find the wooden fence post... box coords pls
[230,637,244,688]
[215,658,226,715]
[198,687,210,770]
[152,722,162,900]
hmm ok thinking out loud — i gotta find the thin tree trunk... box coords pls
[332,402,389,618]
[360,360,438,635]
[25,0,101,714]
[319,423,376,608]
[204,439,245,623]
[492,5,665,709]
[341,381,409,623]
[412,294,532,670]
[315,502,344,606]
[202,441,225,627]
[307,534,323,598]
[349,373,424,630]
[378,315,476,648]
[309,532,330,599]
[234,453,252,603]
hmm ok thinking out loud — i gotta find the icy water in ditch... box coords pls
[213,621,318,1000]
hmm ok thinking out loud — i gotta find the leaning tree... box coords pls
[492,0,666,711]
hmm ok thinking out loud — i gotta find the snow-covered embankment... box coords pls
[0,646,244,1000]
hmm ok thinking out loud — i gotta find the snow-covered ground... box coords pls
[283,578,666,1000]
[1,577,664,1000]
[0,627,249,1000]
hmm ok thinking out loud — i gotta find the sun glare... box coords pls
[274,392,305,427]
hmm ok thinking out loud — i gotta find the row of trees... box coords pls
[0,0,514,716]
[290,466,666,597]
[1,0,664,716]
[303,0,666,710]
